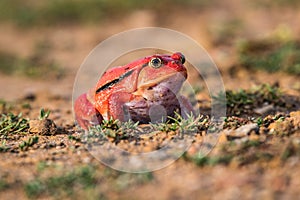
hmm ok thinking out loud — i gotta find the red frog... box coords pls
[74,52,195,129]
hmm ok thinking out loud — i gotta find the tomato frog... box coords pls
[74,52,195,129]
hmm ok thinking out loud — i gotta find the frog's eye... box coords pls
[149,57,162,68]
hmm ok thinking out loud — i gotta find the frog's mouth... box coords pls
[134,71,186,96]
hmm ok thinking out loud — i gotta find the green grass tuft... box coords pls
[86,118,139,141]
[0,112,29,137]
[19,136,39,151]
[39,108,50,120]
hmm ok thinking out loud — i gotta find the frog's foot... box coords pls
[74,93,103,130]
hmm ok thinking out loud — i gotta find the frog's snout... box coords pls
[171,52,185,64]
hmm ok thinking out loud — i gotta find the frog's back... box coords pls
[94,57,149,91]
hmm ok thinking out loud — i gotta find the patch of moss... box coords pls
[213,84,284,116]
[0,50,64,79]
[238,39,300,75]
[185,153,234,167]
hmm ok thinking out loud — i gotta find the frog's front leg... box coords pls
[74,93,103,130]
[108,92,136,122]
[108,92,151,123]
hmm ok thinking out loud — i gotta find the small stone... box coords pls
[23,91,36,101]
[254,104,274,115]
[29,119,57,135]
[226,123,259,138]
[236,123,259,134]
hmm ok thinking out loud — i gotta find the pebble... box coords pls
[23,91,36,101]
[254,104,274,115]
[225,123,259,138]
[29,119,57,135]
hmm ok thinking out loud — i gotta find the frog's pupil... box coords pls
[153,59,159,65]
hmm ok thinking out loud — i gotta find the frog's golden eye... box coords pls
[149,57,162,68]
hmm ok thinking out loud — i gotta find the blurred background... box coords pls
[0,1,300,199]
[0,0,299,100]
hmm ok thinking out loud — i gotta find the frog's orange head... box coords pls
[137,52,187,89]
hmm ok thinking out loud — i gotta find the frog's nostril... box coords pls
[180,54,185,64]
[171,52,185,64]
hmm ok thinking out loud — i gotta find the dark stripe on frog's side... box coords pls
[95,78,120,93]
[96,63,148,94]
